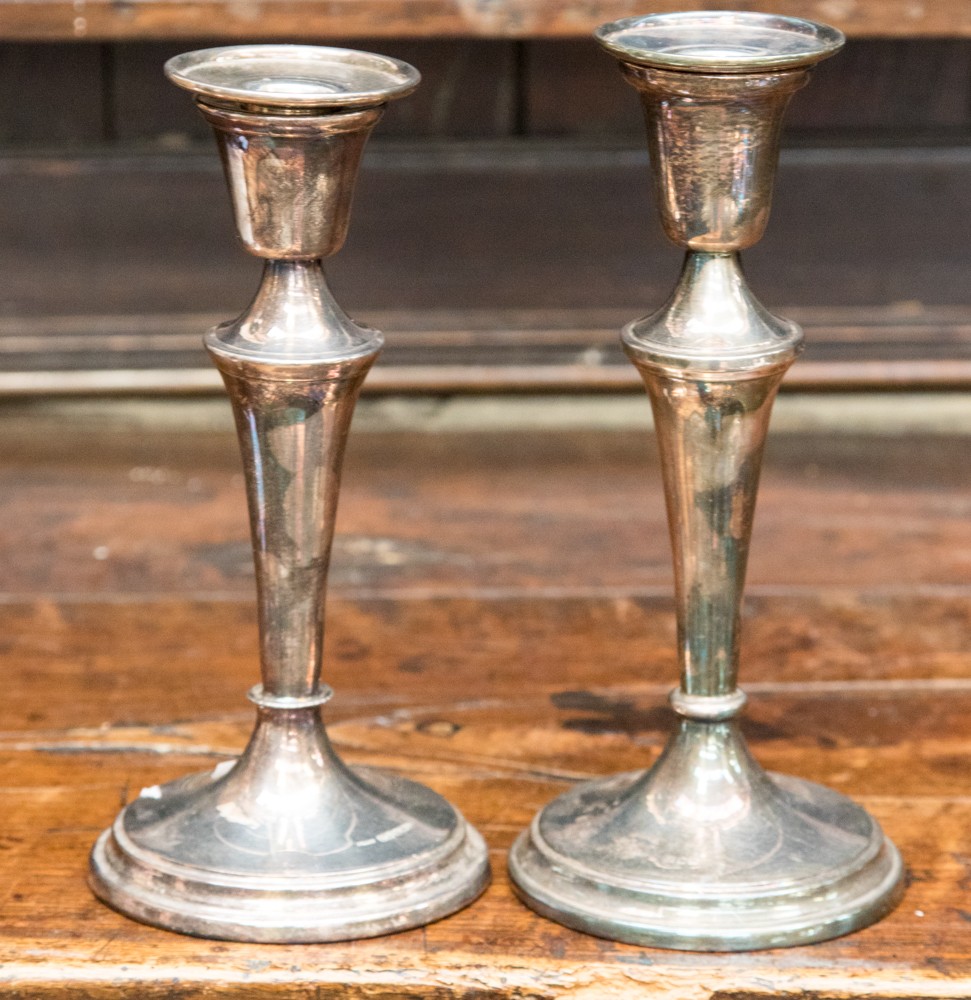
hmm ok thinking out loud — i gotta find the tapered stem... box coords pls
[625,252,798,708]
[643,364,783,701]
[221,364,370,699]
[209,261,378,701]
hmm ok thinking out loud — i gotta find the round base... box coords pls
[509,769,903,951]
[90,764,489,942]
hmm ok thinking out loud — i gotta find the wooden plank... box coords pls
[0,144,967,333]
[0,756,965,996]
[0,690,969,994]
[14,358,971,393]
[0,598,968,989]
[2,419,971,597]
[3,308,971,394]
[0,42,104,143]
[527,39,971,139]
[1,593,971,733]
[9,683,971,796]
[2,0,970,42]
[0,413,968,993]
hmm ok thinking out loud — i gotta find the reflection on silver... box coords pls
[89,45,489,942]
[509,12,904,951]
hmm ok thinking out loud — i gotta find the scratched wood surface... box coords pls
[1,405,971,996]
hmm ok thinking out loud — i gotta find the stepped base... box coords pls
[90,708,489,941]
[509,721,903,951]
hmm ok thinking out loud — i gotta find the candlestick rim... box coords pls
[205,329,383,371]
[622,327,802,377]
[595,11,844,74]
[165,44,420,111]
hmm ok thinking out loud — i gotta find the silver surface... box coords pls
[595,11,844,72]
[90,45,488,942]
[198,103,382,259]
[165,45,420,111]
[511,725,902,950]
[509,12,903,951]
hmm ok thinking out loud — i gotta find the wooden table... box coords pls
[0,398,969,996]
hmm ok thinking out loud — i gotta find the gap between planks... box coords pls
[5,583,971,603]
[6,393,971,435]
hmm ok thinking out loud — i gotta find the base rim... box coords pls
[89,768,490,943]
[508,772,904,952]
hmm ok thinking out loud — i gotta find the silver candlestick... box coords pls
[89,45,489,942]
[509,12,903,951]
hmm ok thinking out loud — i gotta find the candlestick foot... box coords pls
[90,708,489,942]
[509,720,902,951]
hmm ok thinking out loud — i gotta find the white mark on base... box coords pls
[217,800,259,828]
[376,822,413,843]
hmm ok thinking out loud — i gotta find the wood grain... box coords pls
[1,411,970,994]
[2,593,971,733]
[0,710,970,995]
[2,422,971,597]
[2,0,970,42]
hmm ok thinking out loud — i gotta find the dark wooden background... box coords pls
[0,33,969,390]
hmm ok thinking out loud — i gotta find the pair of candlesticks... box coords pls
[86,12,905,952]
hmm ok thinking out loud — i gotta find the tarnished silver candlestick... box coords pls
[89,45,489,941]
[509,12,903,950]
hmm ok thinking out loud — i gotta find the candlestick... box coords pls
[90,45,489,941]
[509,13,903,950]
